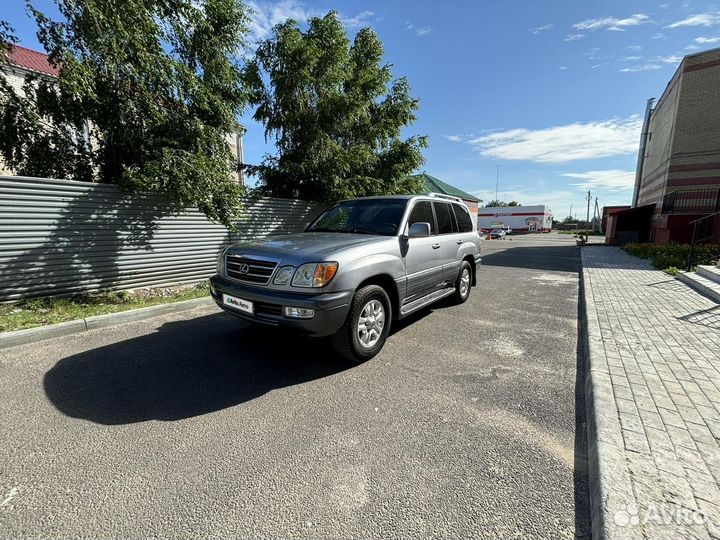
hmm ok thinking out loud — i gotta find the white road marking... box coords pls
[0,487,19,507]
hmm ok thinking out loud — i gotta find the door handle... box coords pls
[432,243,440,249]
[456,239,463,245]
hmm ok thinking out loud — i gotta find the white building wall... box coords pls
[477,205,553,231]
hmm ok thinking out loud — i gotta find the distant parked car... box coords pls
[490,229,506,239]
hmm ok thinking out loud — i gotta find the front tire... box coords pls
[331,285,391,363]
[452,261,472,304]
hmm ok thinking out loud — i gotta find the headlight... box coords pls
[273,266,294,285]
[291,262,338,288]
[216,248,228,275]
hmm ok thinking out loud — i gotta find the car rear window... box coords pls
[433,202,457,234]
[452,203,474,232]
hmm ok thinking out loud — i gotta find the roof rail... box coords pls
[427,192,464,204]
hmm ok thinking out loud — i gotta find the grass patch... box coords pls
[0,282,209,333]
[623,242,720,272]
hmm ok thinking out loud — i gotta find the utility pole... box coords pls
[569,204,573,220]
[495,165,500,203]
[594,198,601,233]
[585,190,592,242]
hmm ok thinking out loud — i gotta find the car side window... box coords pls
[452,203,473,232]
[407,201,436,235]
[433,202,456,234]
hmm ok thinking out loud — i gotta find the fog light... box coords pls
[283,306,315,319]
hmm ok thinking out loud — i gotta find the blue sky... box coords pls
[5,0,720,217]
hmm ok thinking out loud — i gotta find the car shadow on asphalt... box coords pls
[43,312,354,425]
[43,307,436,426]
[481,245,581,273]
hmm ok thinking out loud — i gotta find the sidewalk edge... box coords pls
[580,248,640,540]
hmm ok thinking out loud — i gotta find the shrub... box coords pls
[663,266,680,276]
[622,242,720,270]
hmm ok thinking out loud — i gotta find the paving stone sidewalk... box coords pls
[582,246,720,540]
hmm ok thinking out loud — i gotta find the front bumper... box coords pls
[209,274,353,337]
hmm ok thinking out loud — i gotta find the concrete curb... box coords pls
[0,297,215,349]
[580,248,641,540]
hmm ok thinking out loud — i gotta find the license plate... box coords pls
[223,294,254,315]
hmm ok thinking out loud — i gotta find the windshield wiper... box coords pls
[340,227,383,235]
[307,227,340,233]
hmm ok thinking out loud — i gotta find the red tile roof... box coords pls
[5,44,59,77]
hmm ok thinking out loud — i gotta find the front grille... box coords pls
[225,254,278,284]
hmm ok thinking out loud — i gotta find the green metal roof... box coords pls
[410,173,481,202]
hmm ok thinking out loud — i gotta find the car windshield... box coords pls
[307,198,408,236]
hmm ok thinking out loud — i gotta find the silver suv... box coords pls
[210,194,482,362]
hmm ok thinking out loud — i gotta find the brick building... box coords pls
[611,47,720,244]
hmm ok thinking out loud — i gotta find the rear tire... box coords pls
[452,261,473,304]
[331,285,391,363]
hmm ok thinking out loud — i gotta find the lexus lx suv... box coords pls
[210,194,482,362]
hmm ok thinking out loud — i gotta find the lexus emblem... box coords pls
[239,263,250,274]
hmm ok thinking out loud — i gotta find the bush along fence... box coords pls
[623,241,720,272]
[0,176,326,303]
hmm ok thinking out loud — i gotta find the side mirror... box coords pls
[408,222,431,238]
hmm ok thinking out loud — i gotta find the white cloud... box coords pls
[247,1,318,41]
[339,10,375,29]
[620,64,662,72]
[468,117,642,163]
[405,21,432,37]
[695,36,720,44]
[247,1,373,42]
[531,24,554,34]
[652,32,667,39]
[658,55,683,64]
[622,55,642,61]
[626,45,643,51]
[565,34,585,41]
[591,63,608,69]
[666,13,720,29]
[573,13,650,32]
[558,65,568,70]
[444,135,463,142]
[561,170,636,190]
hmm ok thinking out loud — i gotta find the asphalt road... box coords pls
[0,233,590,539]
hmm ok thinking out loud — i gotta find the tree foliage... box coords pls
[484,200,504,207]
[484,200,521,207]
[0,0,250,226]
[244,11,427,203]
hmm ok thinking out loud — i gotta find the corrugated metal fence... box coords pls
[0,176,326,302]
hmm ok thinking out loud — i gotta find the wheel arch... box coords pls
[462,255,477,286]
[356,274,400,320]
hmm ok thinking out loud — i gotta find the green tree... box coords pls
[507,200,521,206]
[0,0,250,226]
[484,200,506,207]
[244,11,427,203]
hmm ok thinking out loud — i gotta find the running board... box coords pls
[400,287,455,316]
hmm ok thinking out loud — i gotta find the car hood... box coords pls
[226,232,390,265]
